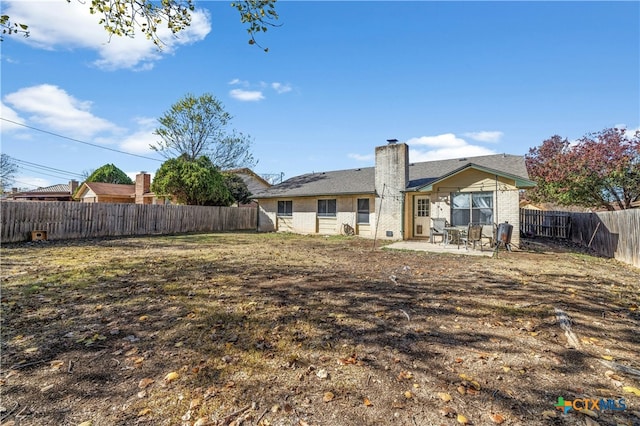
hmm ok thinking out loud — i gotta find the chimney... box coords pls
[69,180,79,195]
[135,172,151,204]
[374,140,408,240]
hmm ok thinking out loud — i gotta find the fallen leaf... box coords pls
[138,408,152,416]
[397,371,413,380]
[490,413,505,424]
[138,315,149,321]
[439,406,456,417]
[623,386,640,396]
[601,355,613,361]
[323,391,335,402]
[404,391,413,399]
[50,360,65,370]
[457,385,466,395]
[437,392,452,402]
[138,378,154,389]
[457,413,470,424]
[189,398,202,409]
[78,422,93,426]
[502,366,511,372]
[164,371,179,383]
[363,397,373,406]
[391,401,405,409]
[541,410,557,419]
[193,418,211,426]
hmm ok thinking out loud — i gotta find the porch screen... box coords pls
[451,192,493,226]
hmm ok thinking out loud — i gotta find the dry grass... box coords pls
[1,232,639,426]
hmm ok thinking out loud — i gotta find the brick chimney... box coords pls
[69,180,79,195]
[374,140,408,240]
[135,172,151,204]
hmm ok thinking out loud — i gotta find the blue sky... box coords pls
[1,1,638,189]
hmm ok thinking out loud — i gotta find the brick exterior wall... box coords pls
[374,143,408,240]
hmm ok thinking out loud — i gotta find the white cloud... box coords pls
[406,133,496,161]
[3,0,211,70]
[0,102,26,133]
[348,153,374,162]
[229,89,265,102]
[118,117,159,154]
[14,175,51,189]
[462,131,503,143]
[271,82,292,94]
[4,84,120,139]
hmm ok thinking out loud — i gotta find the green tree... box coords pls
[526,128,640,210]
[223,172,252,206]
[151,93,255,169]
[1,0,278,50]
[0,153,19,191]
[151,155,233,206]
[85,164,134,185]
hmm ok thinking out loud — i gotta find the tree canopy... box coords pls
[85,164,134,185]
[0,154,18,191]
[1,0,278,50]
[525,128,640,210]
[151,93,255,169]
[151,155,233,206]
[222,172,252,206]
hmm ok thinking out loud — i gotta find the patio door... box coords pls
[414,195,430,238]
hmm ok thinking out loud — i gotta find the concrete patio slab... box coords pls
[383,240,496,256]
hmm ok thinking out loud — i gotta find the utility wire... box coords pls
[0,117,162,162]
[12,157,84,178]
[16,165,76,181]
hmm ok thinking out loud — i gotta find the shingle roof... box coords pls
[28,184,71,193]
[254,153,531,199]
[84,182,135,197]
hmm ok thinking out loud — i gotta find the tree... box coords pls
[151,93,256,169]
[151,155,233,206]
[223,172,252,206]
[525,128,640,210]
[85,164,134,185]
[0,153,19,191]
[1,0,278,50]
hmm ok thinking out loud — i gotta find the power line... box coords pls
[12,157,84,178]
[0,117,162,162]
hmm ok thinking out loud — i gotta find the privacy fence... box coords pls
[1,201,258,243]
[520,208,640,268]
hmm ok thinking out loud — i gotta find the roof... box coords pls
[6,183,72,198]
[80,182,135,197]
[254,153,533,199]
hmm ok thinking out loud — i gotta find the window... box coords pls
[317,199,337,217]
[277,200,292,216]
[451,192,493,226]
[416,197,429,217]
[357,198,370,224]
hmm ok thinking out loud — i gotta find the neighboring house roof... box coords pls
[227,168,272,193]
[254,153,534,199]
[5,183,72,199]
[76,182,135,198]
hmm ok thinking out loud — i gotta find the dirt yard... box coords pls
[1,233,639,426]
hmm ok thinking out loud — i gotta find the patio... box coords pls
[384,240,496,256]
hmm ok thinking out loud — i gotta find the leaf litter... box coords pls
[0,233,639,425]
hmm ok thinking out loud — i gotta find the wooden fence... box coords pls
[1,201,258,243]
[520,208,640,268]
[520,209,571,238]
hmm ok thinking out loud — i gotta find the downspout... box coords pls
[401,192,405,240]
[255,200,260,232]
[495,175,498,225]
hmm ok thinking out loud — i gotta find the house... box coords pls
[253,141,537,247]
[4,180,79,201]
[75,173,154,204]
[225,168,272,207]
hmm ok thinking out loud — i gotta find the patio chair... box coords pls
[430,218,449,244]
[462,223,484,251]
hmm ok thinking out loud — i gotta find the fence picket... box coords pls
[1,201,257,243]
